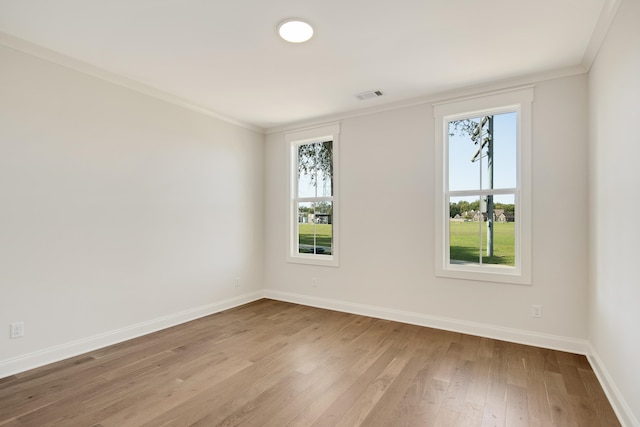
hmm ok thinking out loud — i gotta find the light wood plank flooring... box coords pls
[0,299,620,426]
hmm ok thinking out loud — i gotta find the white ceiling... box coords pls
[0,0,608,130]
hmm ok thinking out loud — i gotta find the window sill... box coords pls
[286,254,339,267]
[436,265,531,285]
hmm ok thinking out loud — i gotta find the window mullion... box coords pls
[297,196,333,203]
[448,188,517,197]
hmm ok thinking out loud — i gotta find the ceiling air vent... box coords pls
[355,90,383,101]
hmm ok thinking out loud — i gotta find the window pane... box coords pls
[483,194,515,266]
[297,202,333,256]
[297,141,333,198]
[449,196,482,265]
[483,112,517,191]
[449,194,516,267]
[448,118,482,192]
[298,202,315,254]
[448,113,516,192]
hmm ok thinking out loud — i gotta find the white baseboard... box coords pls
[4,289,633,425]
[586,343,639,427]
[263,289,589,354]
[264,291,640,424]
[0,291,263,379]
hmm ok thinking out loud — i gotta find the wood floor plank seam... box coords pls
[0,299,620,427]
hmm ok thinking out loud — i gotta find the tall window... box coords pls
[287,124,339,266]
[434,88,532,284]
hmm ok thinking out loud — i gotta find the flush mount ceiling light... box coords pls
[278,19,314,43]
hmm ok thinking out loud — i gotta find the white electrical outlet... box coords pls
[311,277,318,287]
[235,277,240,288]
[10,322,24,339]
[531,305,542,318]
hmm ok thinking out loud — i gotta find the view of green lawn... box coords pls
[298,222,513,264]
[450,221,515,266]
[298,223,333,254]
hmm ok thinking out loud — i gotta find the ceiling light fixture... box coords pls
[278,19,314,43]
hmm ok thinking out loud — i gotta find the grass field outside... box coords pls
[449,221,515,266]
[297,221,513,264]
[298,223,333,255]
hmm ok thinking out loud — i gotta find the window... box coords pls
[434,88,533,284]
[286,123,339,267]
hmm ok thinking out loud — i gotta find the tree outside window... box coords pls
[287,123,340,267]
[434,87,532,285]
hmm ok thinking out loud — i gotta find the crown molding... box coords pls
[2,18,604,138]
[0,32,264,134]
[266,64,587,135]
[581,0,623,70]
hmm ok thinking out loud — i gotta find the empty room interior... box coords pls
[0,0,639,425]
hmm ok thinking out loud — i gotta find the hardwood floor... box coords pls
[0,299,620,426]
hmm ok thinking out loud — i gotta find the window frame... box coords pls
[286,123,340,267]
[434,87,533,285]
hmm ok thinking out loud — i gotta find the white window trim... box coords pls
[434,87,533,285]
[286,123,340,267]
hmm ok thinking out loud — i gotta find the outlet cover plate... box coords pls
[531,305,542,318]
[10,322,24,338]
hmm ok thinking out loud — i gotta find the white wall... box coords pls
[0,45,264,375]
[265,74,589,351]
[1,11,634,423]
[588,0,640,424]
